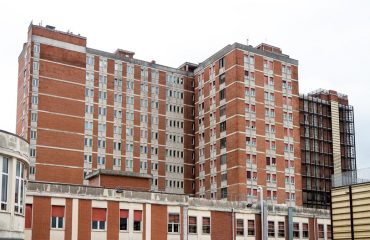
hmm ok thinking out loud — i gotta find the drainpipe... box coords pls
[232,208,235,240]
[258,186,265,240]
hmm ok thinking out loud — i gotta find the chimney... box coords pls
[114,49,135,58]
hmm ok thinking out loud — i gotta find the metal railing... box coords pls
[332,168,370,187]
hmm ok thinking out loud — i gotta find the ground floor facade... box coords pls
[24,181,331,240]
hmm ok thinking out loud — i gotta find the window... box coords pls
[25,204,32,228]
[202,217,210,234]
[31,95,38,104]
[219,73,225,84]
[221,187,227,199]
[114,158,121,166]
[268,221,275,237]
[120,209,128,231]
[133,210,142,231]
[1,157,9,210]
[92,208,106,230]
[219,57,225,69]
[97,156,105,165]
[14,161,25,214]
[220,89,226,100]
[84,154,92,163]
[220,105,226,117]
[220,138,226,149]
[51,205,65,229]
[248,220,255,236]
[32,78,38,87]
[220,121,226,132]
[293,223,300,238]
[188,216,197,233]
[327,225,332,240]
[318,224,324,238]
[302,223,309,238]
[33,61,39,71]
[30,148,36,157]
[31,112,37,122]
[236,219,244,236]
[168,213,180,233]
[220,154,227,165]
[278,221,285,237]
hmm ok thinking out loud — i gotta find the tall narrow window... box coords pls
[133,210,142,231]
[202,217,210,234]
[248,220,255,236]
[51,205,65,229]
[120,209,128,231]
[1,157,9,210]
[293,222,300,238]
[268,221,275,237]
[278,221,285,237]
[14,161,25,214]
[188,216,197,233]
[236,219,244,236]
[302,223,309,238]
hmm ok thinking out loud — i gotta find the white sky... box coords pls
[0,0,369,168]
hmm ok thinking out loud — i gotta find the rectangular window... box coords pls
[188,216,197,233]
[220,105,226,116]
[318,224,324,238]
[327,225,332,240]
[219,73,225,84]
[220,121,227,132]
[220,138,226,149]
[133,210,142,231]
[168,213,180,233]
[202,217,210,234]
[248,220,255,236]
[302,223,309,238]
[293,222,300,238]
[31,95,38,104]
[220,154,227,165]
[278,221,285,237]
[92,208,106,230]
[220,89,226,100]
[51,205,65,229]
[1,157,9,211]
[120,209,128,231]
[14,161,24,214]
[268,221,275,237]
[236,219,244,236]
[221,187,227,199]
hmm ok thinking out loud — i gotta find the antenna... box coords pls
[246,38,249,46]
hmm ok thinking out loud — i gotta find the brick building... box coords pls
[13,22,360,239]
[193,43,301,205]
[300,89,356,209]
[17,24,195,195]
[24,181,332,240]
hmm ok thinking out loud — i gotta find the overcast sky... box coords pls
[0,0,369,168]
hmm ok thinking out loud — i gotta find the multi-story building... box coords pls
[300,89,356,209]
[0,130,29,240]
[16,24,195,194]
[13,22,361,240]
[194,43,301,205]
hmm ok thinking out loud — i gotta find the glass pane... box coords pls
[52,217,57,228]
[58,217,63,228]
[92,221,98,229]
